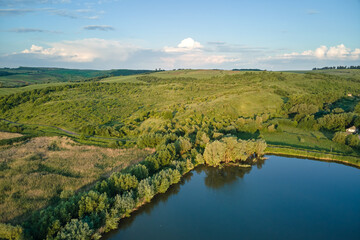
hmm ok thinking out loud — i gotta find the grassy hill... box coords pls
[0,67,153,89]
[1,69,359,156]
[0,68,360,239]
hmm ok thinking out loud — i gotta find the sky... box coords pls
[0,0,359,70]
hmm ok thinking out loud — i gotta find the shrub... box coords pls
[332,132,347,144]
[130,164,149,180]
[346,135,360,148]
[0,223,23,240]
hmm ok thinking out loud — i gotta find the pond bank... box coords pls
[266,145,360,168]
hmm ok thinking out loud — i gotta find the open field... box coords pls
[0,136,152,223]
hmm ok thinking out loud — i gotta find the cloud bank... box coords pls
[269,44,360,61]
[1,38,359,70]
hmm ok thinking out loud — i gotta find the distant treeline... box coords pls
[109,69,153,76]
[232,69,262,71]
[312,66,360,70]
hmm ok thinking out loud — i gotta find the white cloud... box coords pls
[21,38,138,62]
[164,38,203,53]
[270,44,360,60]
[4,39,359,71]
[314,45,327,58]
[161,37,241,68]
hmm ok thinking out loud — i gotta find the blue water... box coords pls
[104,155,360,240]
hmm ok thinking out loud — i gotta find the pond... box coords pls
[104,155,360,240]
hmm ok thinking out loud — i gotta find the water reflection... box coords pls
[104,156,360,240]
[200,158,266,189]
[105,161,266,239]
[106,171,194,235]
[202,165,251,189]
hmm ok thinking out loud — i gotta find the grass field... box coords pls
[0,136,152,223]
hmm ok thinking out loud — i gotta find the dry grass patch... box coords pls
[0,136,152,223]
[0,131,22,140]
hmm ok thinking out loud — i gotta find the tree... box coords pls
[175,137,192,155]
[78,191,108,218]
[203,141,226,166]
[55,219,92,240]
[130,164,149,180]
[254,139,267,157]
[137,178,155,202]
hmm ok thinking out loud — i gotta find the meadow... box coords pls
[0,135,151,224]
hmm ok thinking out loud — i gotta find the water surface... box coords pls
[105,155,360,240]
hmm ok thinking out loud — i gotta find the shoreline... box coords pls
[265,146,360,168]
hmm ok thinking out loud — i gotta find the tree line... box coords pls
[312,65,360,70]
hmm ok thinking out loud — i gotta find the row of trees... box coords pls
[203,137,266,166]
[312,66,360,70]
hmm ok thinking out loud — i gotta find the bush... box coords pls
[137,133,164,148]
[130,164,149,180]
[346,135,360,148]
[0,223,23,240]
[332,132,347,144]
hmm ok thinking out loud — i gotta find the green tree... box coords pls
[203,141,226,166]
[78,191,108,218]
[137,178,155,202]
[55,219,92,240]
[130,164,149,180]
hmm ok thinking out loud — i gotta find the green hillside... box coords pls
[0,67,153,88]
[1,69,360,239]
[1,69,359,158]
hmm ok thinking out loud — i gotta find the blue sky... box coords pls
[0,0,359,70]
